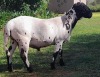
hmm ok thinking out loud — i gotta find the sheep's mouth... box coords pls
[85,11,92,18]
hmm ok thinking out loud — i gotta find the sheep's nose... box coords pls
[88,11,92,18]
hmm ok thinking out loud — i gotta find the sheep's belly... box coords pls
[29,38,54,49]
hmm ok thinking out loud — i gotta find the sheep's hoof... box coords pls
[8,68,13,72]
[50,62,56,70]
[59,59,65,66]
[27,66,33,73]
[8,63,13,72]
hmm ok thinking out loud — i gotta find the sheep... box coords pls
[4,2,92,72]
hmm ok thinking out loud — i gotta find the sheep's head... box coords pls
[72,2,92,19]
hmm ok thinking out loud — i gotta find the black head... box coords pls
[72,2,92,19]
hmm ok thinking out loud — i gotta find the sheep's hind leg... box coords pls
[19,39,33,73]
[6,40,17,72]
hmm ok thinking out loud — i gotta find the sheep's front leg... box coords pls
[18,39,33,73]
[59,49,65,66]
[6,40,17,72]
[51,41,64,69]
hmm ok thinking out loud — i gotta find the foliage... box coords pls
[0,0,23,11]
[0,0,58,30]
[88,0,100,12]
[89,4,100,12]
[0,0,41,11]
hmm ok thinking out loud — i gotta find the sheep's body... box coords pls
[6,16,71,49]
[4,2,92,72]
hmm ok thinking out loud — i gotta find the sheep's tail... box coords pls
[4,25,11,52]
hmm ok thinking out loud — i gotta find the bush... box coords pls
[0,0,23,11]
[0,0,58,30]
[88,0,100,12]
[89,4,100,12]
[0,0,41,11]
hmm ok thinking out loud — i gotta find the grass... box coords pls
[0,12,100,77]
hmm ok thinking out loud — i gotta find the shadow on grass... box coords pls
[0,34,100,77]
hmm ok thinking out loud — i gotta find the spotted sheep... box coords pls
[4,2,92,72]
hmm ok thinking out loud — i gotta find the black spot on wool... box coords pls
[49,37,50,39]
[16,39,18,41]
[69,10,73,14]
[66,12,69,15]
[68,31,69,33]
[20,48,26,62]
[19,39,20,41]
[21,48,24,54]
[65,23,70,30]
[25,32,26,35]
[68,15,72,19]
[12,41,14,44]
[8,46,12,51]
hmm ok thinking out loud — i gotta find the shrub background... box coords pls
[88,0,100,12]
[0,0,57,30]
[0,0,41,11]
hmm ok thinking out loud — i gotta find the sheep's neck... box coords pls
[64,9,78,30]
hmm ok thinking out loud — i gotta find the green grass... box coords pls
[0,12,100,77]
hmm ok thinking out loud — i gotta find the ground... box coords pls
[0,12,100,77]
